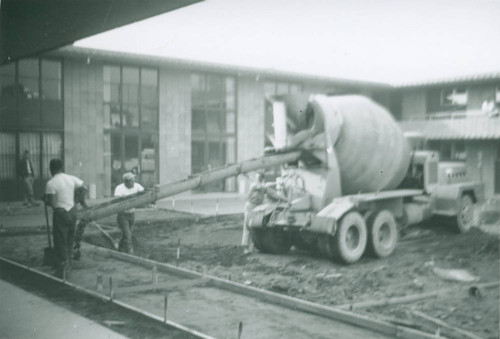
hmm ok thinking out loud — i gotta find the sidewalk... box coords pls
[0,193,246,229]
[0,279,127,339]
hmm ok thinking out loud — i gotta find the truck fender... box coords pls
[248,204,280,228]
[308,197,356,234]
[432,182,484,216]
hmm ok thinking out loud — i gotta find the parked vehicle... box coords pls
[247,94,484,264]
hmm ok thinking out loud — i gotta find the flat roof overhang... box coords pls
[0,0,202,65]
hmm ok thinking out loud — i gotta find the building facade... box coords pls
[397,79,500,198]
[1,46,498,201]
[0,46,388,201]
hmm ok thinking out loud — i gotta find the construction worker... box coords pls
[242,172,266,254]
[114,172,144,254]
[44,159,87,278]
[17,150,40,207]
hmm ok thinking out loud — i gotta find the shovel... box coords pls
[43,201,56,267]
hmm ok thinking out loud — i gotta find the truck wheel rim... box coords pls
[345,225,360,250]
[461,200,473,226]
[378,222,391,249]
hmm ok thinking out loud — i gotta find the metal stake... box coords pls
[164,295,168,323]
[152,265,158,284]
[172,198,175,210]
[215,199,219,217]
[109,276,114,300]
[237,321,243,339]
[176,239,180,267]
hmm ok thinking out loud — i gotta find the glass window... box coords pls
[191,73,205,108]
[226,111,235,133]
[206,110,221,133]
[140,69,158,129]
[103,66,120,103]
[192,109,206,133]
[124,135,139,173]
[225,78,235,110]
[452,142,466,161]
[206,75,223,109]
[18,59,39,99]
[41,60,61,79]
[191,140,205,174]
[0,133,16,180]
[0,63,17,127]
[191,73,236,191]
[441,87,467,106]
[140,135,156,187]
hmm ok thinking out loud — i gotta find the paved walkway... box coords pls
[0,279,127,339]
[0,193,246,229]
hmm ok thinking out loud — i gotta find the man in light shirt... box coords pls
[44,159,87,278]
[114,172,144,254]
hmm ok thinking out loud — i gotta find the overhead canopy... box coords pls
[0,0,202,65]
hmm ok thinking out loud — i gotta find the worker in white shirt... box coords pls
[44,159,87,278]
[114,172,144,254]
[482,96,499,117]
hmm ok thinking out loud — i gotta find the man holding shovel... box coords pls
[114,172,144,254]
[44,159,87,278]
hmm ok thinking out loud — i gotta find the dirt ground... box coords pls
[1,207,499,338]
[127,211,500,339]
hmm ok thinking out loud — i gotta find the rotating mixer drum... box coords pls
[311,95,411,195]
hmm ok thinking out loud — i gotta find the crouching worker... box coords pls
[242,172,289,254]
[114,172,144,254]
[242,172,266,254]
[44,159,87,278]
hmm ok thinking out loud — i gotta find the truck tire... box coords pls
[455,194,474,233]
[332,211,367,264]
[251,228,291,254]
[366,210,398,258]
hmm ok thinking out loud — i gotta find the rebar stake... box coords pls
[237,321,243,339]
[152,265,158,284]
[176,239,180,267]
[109,276,114,300]
[97,274,103,291]
[215,199,219,218]
[164,295,168,323]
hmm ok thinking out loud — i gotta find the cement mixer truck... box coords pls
[246,94,484,264]
[77,94,483,265]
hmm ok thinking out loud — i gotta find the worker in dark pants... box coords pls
[18,150,40,207]
[44,159,87,278]
[114,172,144,254]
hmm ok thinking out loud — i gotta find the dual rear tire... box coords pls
[319,209,398,264]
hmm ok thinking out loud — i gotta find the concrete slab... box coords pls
[0,279,127,339]
[157,193,246,216]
